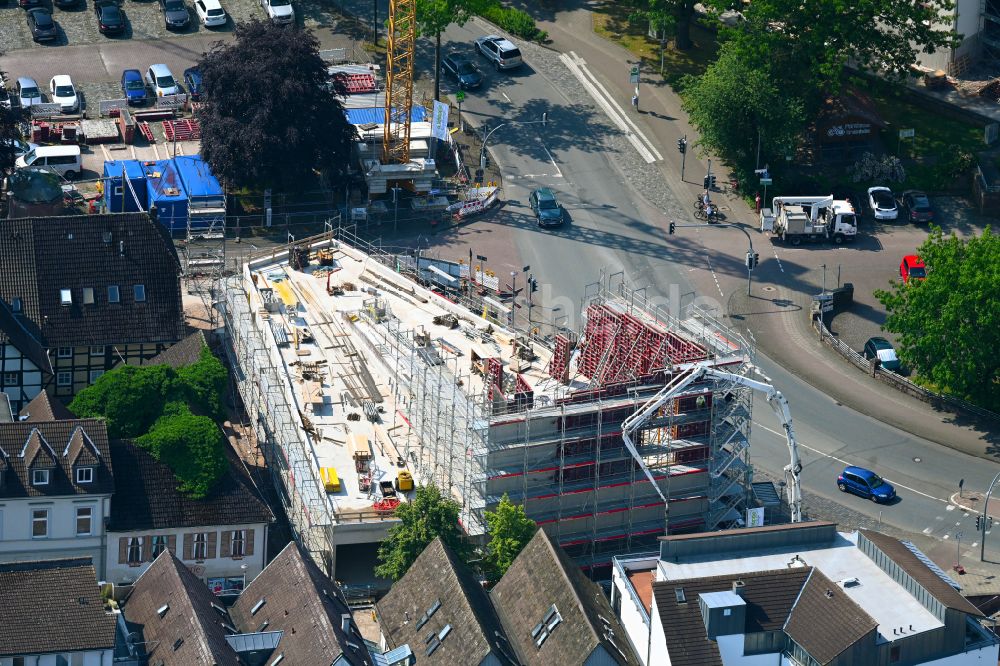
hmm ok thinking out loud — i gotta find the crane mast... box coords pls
[620,361,803,525]
[383,0,416,164]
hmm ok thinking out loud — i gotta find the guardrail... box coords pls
[99,98,128,118]
[813,314,999,424]
[155,93,188,110]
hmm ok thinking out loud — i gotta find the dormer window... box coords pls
[60,289,72,306]
[11,297,22,313]
[76,467,93,484]
[108,286,120,303]
[134,285,146,302]
[83,288,95,305]
[32,468,50,486]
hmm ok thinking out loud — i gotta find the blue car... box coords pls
[121,69,148,105]
[183,67,203,102]
[838,466,895,503]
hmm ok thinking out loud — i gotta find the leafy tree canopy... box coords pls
[0,103,19,176]
[136,404,228,499]
[375,483,471,580]
[198,20,357,191]
[482,494,536,583]
[178,345,229,420]
[875,227,1000,411]
[70,364,181,438]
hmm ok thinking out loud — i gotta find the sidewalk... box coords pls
[518,1,999,462]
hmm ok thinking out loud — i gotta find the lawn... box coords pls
[591,1,718,85]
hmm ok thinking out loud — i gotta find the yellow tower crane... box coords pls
[383,0,417,164]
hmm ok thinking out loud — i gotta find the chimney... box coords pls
[732,580,745,597]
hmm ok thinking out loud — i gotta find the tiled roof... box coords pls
[107,439,273,531]
[229,542,372,666]
[145,330,208,369]
[19,391,77,421]
[376,539,517,666]
[490,529,639,666]
[123,551,240,666]
[0,419,113,498]
[859,530,983,616]
[0,213,184,349]
[650,568,813,666]
[784,569,878,664]
[0,558,117,657]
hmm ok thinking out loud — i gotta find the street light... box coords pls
[480,114,550,172]
[391,186,402,234]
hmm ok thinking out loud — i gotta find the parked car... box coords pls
[120,69,148,105]
[862,337,901,372]
[442,52,483,89]
[16,144,82,180]
[94,0,125,35]
[838,466,895,503]
[899,190,933,224]
[27,8,58,42]
[260,0,293,24]
[195,0,226,27]
[17,0,42,9]
[146,64,180,97]
[867,186,898,220]
[15,77,43,109]
[53,0,81,10]
[49,75,79,113]
[159,0,190,29]
[0,87,11,110]
[529,188,565,227]
[183,67,203,101]
[475,35,522,71]
[2,138,39,159]
[899,255,926,284]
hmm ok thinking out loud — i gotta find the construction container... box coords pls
[103,160,148,213]
[395,470,413,492]
[172,155,225,234]
[144,160,188,235]
[320,467,341,493]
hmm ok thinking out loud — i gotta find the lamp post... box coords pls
[391,185,402,234]
[456,90,465,133]
[480,113,548,172]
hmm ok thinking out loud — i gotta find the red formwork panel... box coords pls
[332,72,377,94]
[548,333,573,381]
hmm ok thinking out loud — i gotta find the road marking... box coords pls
[558,52,661,164]
[702,253,725,299]
[511,174,563,179]
[538,139,563,178]
[946,505,956,511]
[923,527,932,534]
[756,423,949,504]
[772,249,785,273]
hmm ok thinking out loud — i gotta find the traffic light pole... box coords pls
[981,472,1000,562]
[669,221,758,296]
[677,135,687,182]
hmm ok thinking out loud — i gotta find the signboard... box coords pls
[759,177,772,186]
[629,65,640,85]
[431,100,450,141]
[898,128,915,139]
[455,90,465,103]
[747,507,765,528]
[826,122,872,138]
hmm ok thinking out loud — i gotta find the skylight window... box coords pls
[60,289,72,306]
[250,598,266,615]
[533,605,562,649]
[134,284,146,302]
[157,604,169,618]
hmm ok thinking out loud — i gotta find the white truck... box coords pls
[760,195,858,245]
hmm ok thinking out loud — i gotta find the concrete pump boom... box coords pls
[620,361,803,525]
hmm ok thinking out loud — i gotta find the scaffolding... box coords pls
[181,194,226,330]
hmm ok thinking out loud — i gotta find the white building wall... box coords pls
[612,564,653,666]
[648,595,670,666]
[0,495,109,571]
[0,651,112,666]
[716,634,780,665]
[104,523,267,586]
[0,346,43,413]
[920,643,1000,665]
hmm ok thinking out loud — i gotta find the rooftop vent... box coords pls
[732,580,745,596]
[840,577,861,589]
[788,554,807,568]
[824,589,834,599]
[102,231,113,244]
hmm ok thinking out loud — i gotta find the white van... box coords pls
[16,145,82,180]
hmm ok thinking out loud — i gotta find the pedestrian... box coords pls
[695,394,706,410]
[755,192,761,213]
[631,93,639,110]
[872,357,882,378]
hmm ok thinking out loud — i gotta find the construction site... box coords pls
[221,229,764,581]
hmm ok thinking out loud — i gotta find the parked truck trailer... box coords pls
[760,195,858,245]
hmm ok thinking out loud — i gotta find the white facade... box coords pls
[0,495,110,571]
[0,345,44,414]
[0,652,113,666]
[105,523,267,592]
[915,0,983,73]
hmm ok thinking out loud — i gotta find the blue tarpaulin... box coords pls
[344,106,427,126]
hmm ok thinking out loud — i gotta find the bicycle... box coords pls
[694,208,723,223]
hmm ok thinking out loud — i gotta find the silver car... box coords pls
[16,77,43,109]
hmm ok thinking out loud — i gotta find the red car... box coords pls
[900,255,926,284]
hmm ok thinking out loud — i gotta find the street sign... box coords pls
[455,91,465,103]
[629,64,640,84]
[899,128,915,139]
[759,177,772,186]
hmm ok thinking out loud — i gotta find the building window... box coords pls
[193,532,208,560]
[152,535,169,558]
[60,289,72,306]
[31,509,49,538]
[890,645,901,662]
[83,288,95,305]
[76,467,93,484]
[76,506,93,536]
[89,345,105,356]
[2,371,19,385]
[57,371,72,386]
[89,370,104,384]
[11,297,22,312]
[134,284,146,302]
[127,537,143,565]
[108,285,120,303]
[57,347,73,358]
[32,468,50,486]
[231,530,245,558]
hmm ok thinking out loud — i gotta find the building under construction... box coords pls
[222,231,758,579]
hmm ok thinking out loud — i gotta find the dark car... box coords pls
[529,188,564,227]
[94,0,125,34]
[120,69,148,105]
[17,0,42,9]
[53,0,81,9]
[441,52,483,90]
[27,8,58,41]
[183,67,203,101]
[838,466,895,503]
[863,336,901,372]
[900,190,934,224]
[159,0,190,29]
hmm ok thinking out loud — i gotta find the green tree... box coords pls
[875,227,1000,411]
[416,0,475,101]
[680,43,805,170]
[70,364,180,438]
[137,404,228,499]
[482,494,536,583]
[198,20,357,190]
[375,483,471,580]
[178,346,229,419]
[0,103,20,176]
